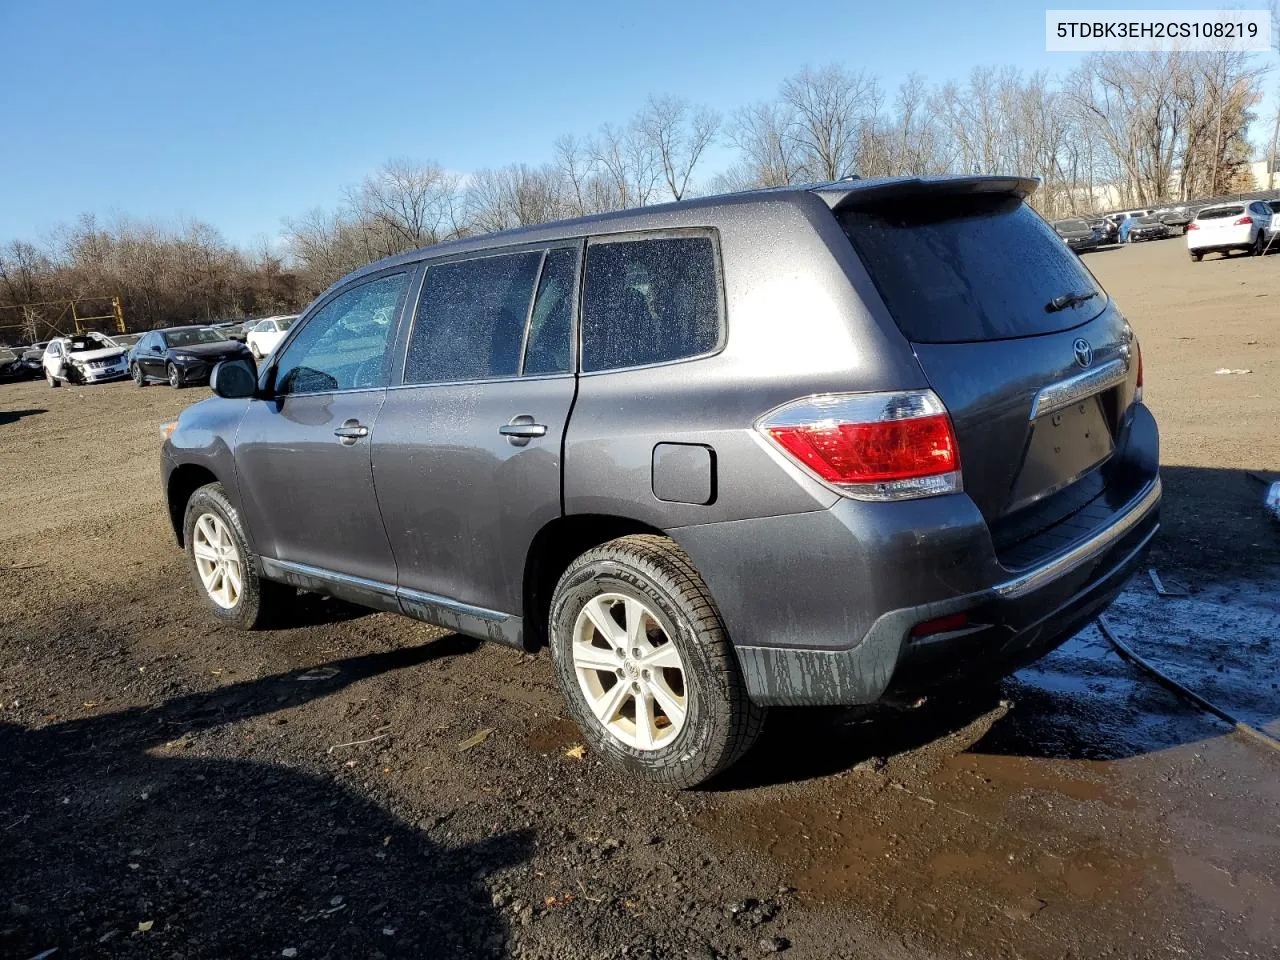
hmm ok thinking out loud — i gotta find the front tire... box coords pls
[549,534,766,788]
[250,343,263,360]
[132,363,147,387]
[168,363,184,389]
[46,371,59,388]
[183,482,286,630]
[1190,251,1202,262]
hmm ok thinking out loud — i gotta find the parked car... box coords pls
[1186,201,1274,260]
[1155,205,1193,234]
[42,333,130,386]
[21,341,50,364]
[1051,218,1100,252]
[107,332,143,352]
[1115,210,1152,243]
[161,175,1158,787]
[1088,217,1118,244]
[1126,215,1169,243]
[245,315,298,359]
[0,346,43,382]
[131,326,255,389]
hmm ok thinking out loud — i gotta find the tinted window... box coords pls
[581,235,720,372]
[1054,219,1089,231]
[523,247,578,375]
[1197,206,1244,220]
[275,272,408,395]
[405,252,542,384]
[840,196,1105,344]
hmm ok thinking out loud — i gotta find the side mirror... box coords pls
[210,360,257,399]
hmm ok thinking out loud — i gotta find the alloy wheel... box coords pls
[571,592,688,751]
[191,512,243,609]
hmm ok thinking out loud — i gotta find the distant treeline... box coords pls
[2,50,1270,338]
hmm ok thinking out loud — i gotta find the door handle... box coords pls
[334,420,369,444]
[498,415,547,446]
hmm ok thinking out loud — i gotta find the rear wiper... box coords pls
[1045,290,1098,313]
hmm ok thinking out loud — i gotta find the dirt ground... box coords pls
[2,237,1278,960]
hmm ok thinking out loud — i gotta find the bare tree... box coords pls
[634,95,720,200]
[780,65,881,180]
[726,100,802,187]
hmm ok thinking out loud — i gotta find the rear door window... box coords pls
[839,195,1105,343]
[581,234,721,372]
[404,251,542,384]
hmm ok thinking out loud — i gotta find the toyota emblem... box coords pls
[1073,338,1093,368]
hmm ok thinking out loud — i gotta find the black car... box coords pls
[131,326,255,389]
[1089,217,1119,244]
[1156,207,1193,234]
[1052,218,1100,252]
[0,347,42,382]
[1127,216,1169,242]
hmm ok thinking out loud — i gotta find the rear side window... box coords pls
[841,196,1105,343]
[405,252,542,384]
[1197,206,1243,220]
[581,235,721,372]
[522,246,578,376]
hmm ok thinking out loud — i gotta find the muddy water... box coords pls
[698,585,1280,958]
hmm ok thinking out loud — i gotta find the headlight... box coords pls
[173,353,196,362]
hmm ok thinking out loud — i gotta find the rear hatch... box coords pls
[830,182,1139,563]
[1191,205,1246,240]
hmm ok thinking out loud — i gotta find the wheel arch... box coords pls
[166,463,220,546]
[521,513,665,652]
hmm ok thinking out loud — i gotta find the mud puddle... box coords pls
[1106,570,1280,737]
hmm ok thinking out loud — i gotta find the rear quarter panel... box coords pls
[562,193,927,527]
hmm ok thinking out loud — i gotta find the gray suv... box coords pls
[161,176,1160,787]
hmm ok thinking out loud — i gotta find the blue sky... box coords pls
[1,0,1274,247]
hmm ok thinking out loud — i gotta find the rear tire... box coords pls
[1253,233,1266,257]
[183,481,288,630]
[1190,251,1202,262]
[549,534,766,788]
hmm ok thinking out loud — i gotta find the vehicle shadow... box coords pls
[0,407,47,425]
[714,463,1279,789]
[0,635,530,958]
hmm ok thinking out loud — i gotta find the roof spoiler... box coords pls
[811,175,1040,212]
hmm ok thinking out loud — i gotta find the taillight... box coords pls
[1186,222,1199,231]
[1134,340,1144,403]
[757,390,961,501]
[1235,216,1253,226]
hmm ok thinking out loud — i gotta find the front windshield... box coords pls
[162,327,226,348]
[66,335,110,352]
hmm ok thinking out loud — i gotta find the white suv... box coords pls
[1186,201,1273,261]
[42,333,130,386]
[245,315,298,359]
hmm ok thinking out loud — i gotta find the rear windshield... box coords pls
[1197,206,1243,220]
[840,195,1105,343]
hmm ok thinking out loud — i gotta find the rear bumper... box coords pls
[672,404,1161,707]
[1188,231,1253,252]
